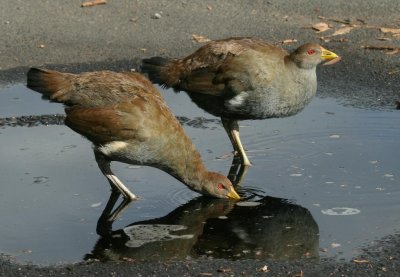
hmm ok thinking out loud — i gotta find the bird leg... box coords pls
[94,150,138,200]
[228,155,249,186]
[221,118,252,167]
[96,189,133,236]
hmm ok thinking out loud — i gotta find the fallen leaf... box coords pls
[121,257,135,262]
[260,265,270,272]
[217,268,232,273]
[319,36,331,43]
[192,34,211,43]
[362,45,396,50]
[386,49,400,55]
[352,259,369,264]
[362,45,400,55]
[293,270,304,277]
[140,48,147,53]
[37,44,45,49]
[380,27,400,35]
[207,5,212,11]
[312,22,330,33]
[376,37,392,41]
[331,26,353,36]
[199,273,213,276]
[318,16,351,24]
[81,0,106,7]
[357,18,367,24]
[281,39,298,44]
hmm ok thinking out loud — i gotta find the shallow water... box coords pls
[0,83,399,265]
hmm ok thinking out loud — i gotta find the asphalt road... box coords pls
[0,0,399,276]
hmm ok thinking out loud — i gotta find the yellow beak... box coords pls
[321,47,339,60]
[227,187,241,200]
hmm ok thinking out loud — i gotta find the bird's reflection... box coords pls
[85,188,319,262]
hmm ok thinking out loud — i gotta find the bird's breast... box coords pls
[224,84,316,120]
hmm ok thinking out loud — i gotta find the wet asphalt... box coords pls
[1,0,400,276]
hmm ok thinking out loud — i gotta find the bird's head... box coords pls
[290,43,340,69]
[199,172,241,200]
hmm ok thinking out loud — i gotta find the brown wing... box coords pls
[168,37,287,97]
[66,71,163,107]
[65,104,143,145]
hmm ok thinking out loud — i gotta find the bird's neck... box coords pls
[159,135,210,192]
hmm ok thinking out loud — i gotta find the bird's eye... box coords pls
[217,183,225,190]
[307,49,316,55]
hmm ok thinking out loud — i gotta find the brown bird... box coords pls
[26,68,240,200]
[141,37,339,166]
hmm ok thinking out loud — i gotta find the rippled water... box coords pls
[0,83,399,265]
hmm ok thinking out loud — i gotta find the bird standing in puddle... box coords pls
[27,69,240,201]
[141,37,340,167]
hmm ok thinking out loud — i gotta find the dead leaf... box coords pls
[37,44,45,49]
[357,18,367,24]
[81,0,106,7]
[139,48,147,53]
[192,34,211,43]
[121,257,135,262]
[380,27,400,35]
[362,45,400,54]
[199,273,213,276]
[331,26,353,36]
[217,268,232,273]
[376,37,392,41]
[318,16,351,25]
[386,49,400,55]
[362,45,397,50]
[352,259,369,264]
[312,22,330,33]
[260,265,270,272]
[293,270,304,277]
[281,39,298,44]
[319,36,331,43]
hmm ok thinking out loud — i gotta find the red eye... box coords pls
[307,49,316,55]
[217,183,224,190]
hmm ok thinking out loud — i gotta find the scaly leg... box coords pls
[94,150,138,200]
[222,118,252,167]
[228,155,249,186]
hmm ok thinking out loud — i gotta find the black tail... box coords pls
[140,57,171,86]
[27,68,71,102]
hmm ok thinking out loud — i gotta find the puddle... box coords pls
[0,83,399,265]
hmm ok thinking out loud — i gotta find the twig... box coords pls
[81,0,106,7]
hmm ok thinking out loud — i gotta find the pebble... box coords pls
[152,13,162,19]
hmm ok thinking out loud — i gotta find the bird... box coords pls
[26,68,240,201]
[141,37,340,167]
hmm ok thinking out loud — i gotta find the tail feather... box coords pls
[27,68,72,103]
[140,57,180,88]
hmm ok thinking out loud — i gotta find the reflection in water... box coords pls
[86,190,319,262]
